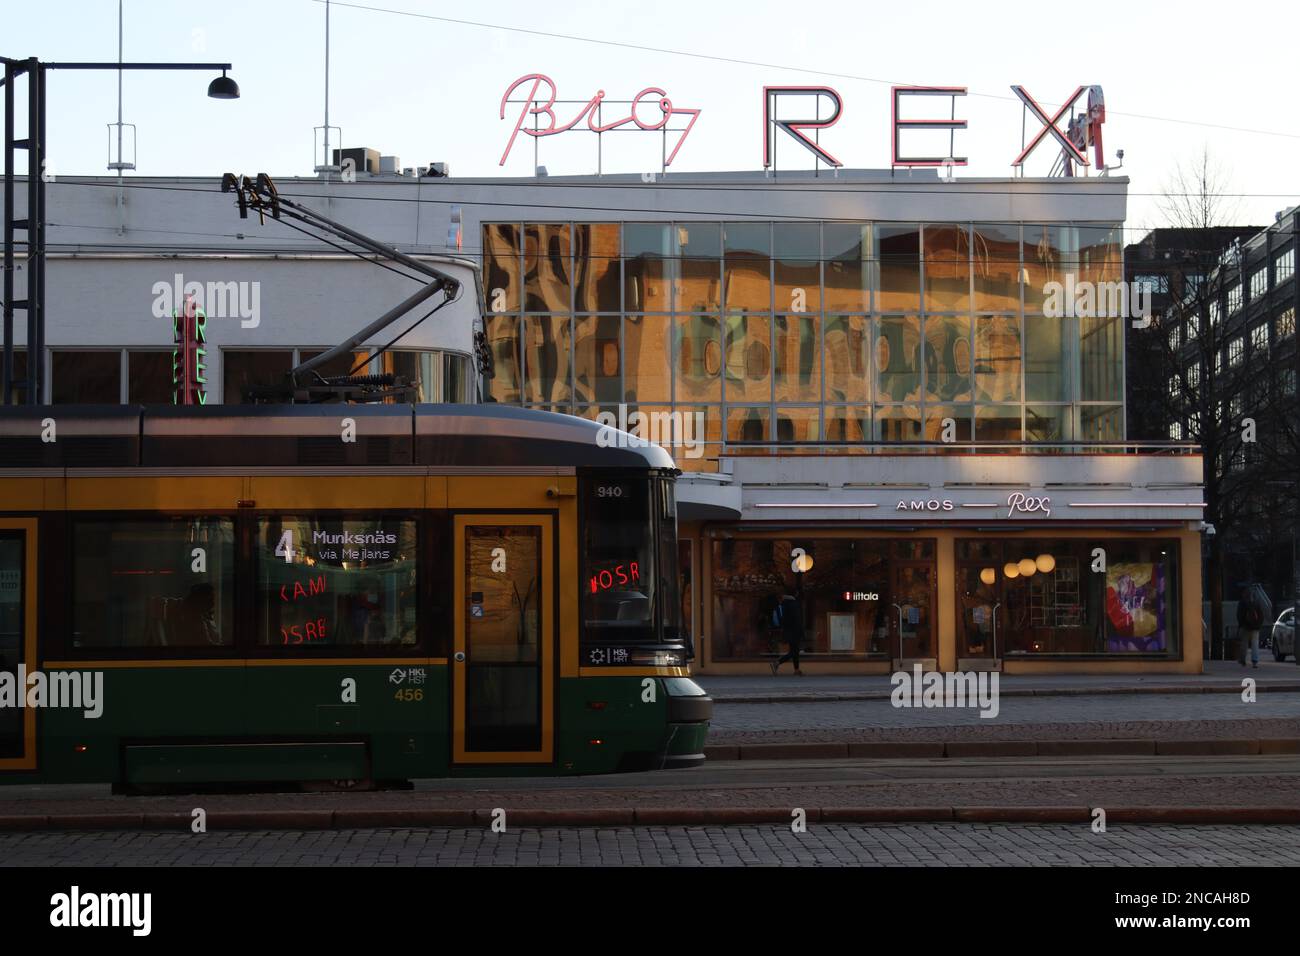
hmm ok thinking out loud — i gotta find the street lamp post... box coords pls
[1,56,239,405]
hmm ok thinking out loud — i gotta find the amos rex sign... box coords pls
[498,73,1107,172]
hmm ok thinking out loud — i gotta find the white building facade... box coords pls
[3,166,1205,674]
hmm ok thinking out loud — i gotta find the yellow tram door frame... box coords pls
[0,518,39,771]
[451,514,554,765]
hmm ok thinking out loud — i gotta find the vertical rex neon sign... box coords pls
[172,293,208,405]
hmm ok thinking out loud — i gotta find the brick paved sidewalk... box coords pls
[2,761,1300,827]
[701,660,1300,703]
[6,823,1300,867]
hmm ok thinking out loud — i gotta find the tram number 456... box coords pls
[394,688,424,702]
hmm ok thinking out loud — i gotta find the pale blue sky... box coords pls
[6,0,1299,236]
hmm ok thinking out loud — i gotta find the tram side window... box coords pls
[71,519,236,649]
[582,479,656,643]
[0,535,21,756]
[657,479,685,645]
[257,518,418,647]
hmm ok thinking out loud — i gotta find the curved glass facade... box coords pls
[482,221,1125,461]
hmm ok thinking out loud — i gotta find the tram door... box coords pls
[0,520,37,771]
[452,516,554,765]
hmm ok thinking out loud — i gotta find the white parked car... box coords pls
[1272,608,1295,661]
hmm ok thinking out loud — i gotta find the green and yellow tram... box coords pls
[0,404,711,787]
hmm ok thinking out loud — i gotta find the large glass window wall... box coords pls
[482,221,1125,457]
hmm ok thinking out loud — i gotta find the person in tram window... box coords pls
[351,578,384,643]
[169,583,221,646]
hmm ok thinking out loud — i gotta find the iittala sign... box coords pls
[498,74,1108,173]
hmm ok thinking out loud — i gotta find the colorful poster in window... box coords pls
[1104,561,1166,652]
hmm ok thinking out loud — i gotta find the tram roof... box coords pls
[0,404,678,471]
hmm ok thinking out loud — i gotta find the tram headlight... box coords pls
[630,649,683,666]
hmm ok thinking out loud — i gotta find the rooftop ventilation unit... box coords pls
[332,147,379,174]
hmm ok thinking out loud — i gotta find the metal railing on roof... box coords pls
[710,440,1199,455]
[667,440,1201,471]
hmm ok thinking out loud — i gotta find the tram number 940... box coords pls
[595,485,626,499]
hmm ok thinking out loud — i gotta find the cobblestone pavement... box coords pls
[708,691,1300,744]
[2,823,1297,866]
[2,756,1299,814]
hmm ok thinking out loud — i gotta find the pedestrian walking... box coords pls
[1236,581,1272,668]
[770,590,806,675]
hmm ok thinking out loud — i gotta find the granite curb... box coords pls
[5,804,1299,830]
[706,737,1300,760]
[712,682,1300,705]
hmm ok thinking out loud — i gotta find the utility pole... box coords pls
[1,56,238,404]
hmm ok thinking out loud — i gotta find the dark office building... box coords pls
[1125,210,1299,612]
[1124,225,1262,441]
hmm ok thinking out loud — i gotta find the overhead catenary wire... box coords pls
[270,214,429,284]
[23,179,1300,250]
[309,0,1300,142]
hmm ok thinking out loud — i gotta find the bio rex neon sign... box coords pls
[499,73,701,168]
[497,75,1106,172]
[172,294,208,406]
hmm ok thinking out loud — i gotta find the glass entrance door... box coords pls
[891,562,936,665]
[956,564,1001,663]
[0,521,37,770]
[452,515,554,764]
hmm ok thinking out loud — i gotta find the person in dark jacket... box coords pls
[1237,582,1271,668]
[770,591,806,675]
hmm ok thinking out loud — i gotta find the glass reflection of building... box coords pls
[482,220,1125,466]
[481,213,1197,673]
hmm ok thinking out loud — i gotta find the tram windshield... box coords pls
[581,473,684,660]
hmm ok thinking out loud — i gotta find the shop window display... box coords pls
[956,538,1179,657]
[709,537,935,661]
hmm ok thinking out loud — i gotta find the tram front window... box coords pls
[582,477,656,648]
[581,474,688,665]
